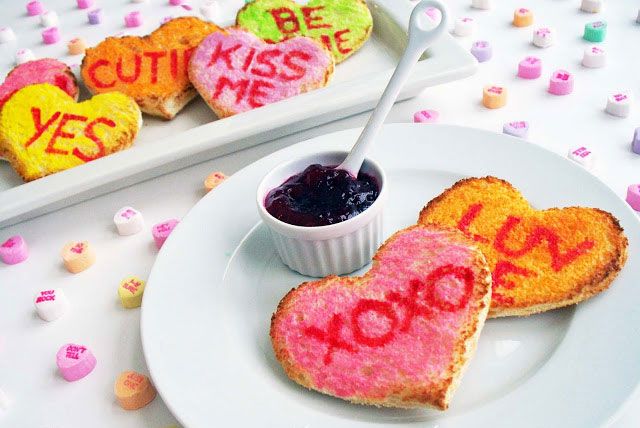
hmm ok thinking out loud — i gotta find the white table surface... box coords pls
[1,0,639,427]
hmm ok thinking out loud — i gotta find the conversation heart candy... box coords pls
[81,17,222,119]
[56,343,97,381]
[0,235,29,265]
[27,1,44,16]
[124,11,143,27]
[413,109,439,123]
[532,27,555,48]
[68,38,87,55]
[200,0,219,20]
[626,184,640,211]
[471,40,492,62]
[40,11,59,27]
[77,0,94,9]
[513,7,533,27]
[605,91,632,117]
[0,388,11,412]
[88,8,102,25]
[42,27,61,45]
[189,28,334,118]
[581,0,602,13]
[584,20,606,42]
[115,371,157,410]
[118,276,146,308]
[34,288,70,321]
[15,49,35,65]
[568,146,595,170]
[632,128,640,155]
[503,120,529,138]
[0,84,141,181]
[236,0,372,63]
[454,17,476,37]
[152,219,179,249]
[114,206,144,235]
[471,0,492,10]
[582,45,606,68]
[548,70,573,96]
[61,241,96,273]
[482,85,507,109]
[517,56,542,79]
[0,27,16,43]
[204,171,226,192]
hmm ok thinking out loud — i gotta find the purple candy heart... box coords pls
[471,40,492,63]
[503,121,529,138]
[632,128,640,155]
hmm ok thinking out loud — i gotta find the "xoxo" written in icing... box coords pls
[304,264,474,364]
[86,48,195,88]
[24,107,115,162]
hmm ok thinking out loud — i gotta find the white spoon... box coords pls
[336,0,449,177]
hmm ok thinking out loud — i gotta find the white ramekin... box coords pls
[256,151,387,277]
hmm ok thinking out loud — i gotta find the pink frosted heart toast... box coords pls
[188,28,334,118]
[0,59,78,110]
[271,225,492,410]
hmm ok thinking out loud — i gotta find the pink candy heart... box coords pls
[0,59,79,110]
[188,28,334,118]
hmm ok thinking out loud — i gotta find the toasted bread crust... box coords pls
[271,225,492,410]
[418,176,628,318]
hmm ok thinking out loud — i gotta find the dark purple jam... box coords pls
[265,164,380,227]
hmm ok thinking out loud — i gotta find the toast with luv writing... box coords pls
[81,17,222,119]
[271,225,492,410]
[419,177,628,317]
[189,28,334,118]
[236,0,372,63]
[0,84,141,181]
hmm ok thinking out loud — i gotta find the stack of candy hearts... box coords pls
[34,289,70,322]
[115,371,157,410]
[56,343,97,381]
[0,235,29,265]
[61,241,96,273]
[114,207,145,235]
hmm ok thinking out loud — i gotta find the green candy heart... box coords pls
[236,0,372,63]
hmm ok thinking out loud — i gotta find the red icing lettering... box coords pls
[319,34,332,51]
[213,76,249,103]
[25,108,61,148]
[351,299,398,347]
[386,279,434,332]
[116,54,142,83]
[46,113,88,155]
[301,6,331,30]
[270,7,300,34]
[493,260,535,290]
[208,42,242,69]
[87,59,116,88]
[280,50,310,81]
[183,47,195,75]
[74,117,114,162]
[242,48,257,72]
[456,203,489,243]
[170,49,178,80]
[251,49,281,79]
[248,80,274,108]
[70,243,84,253]
[304,314,356,364]
[494,216,595,271]
[143,51,166,84]
[334,29,352,55]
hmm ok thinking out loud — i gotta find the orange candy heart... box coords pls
[81,17,223,119]
[419,177,628,317]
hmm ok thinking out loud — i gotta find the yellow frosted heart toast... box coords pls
[418,177,628,317]
[0,83,141,181]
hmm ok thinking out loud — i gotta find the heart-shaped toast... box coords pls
[419,177,628,317]
[271,225,491,410]
[189,28,334,118]
[236,0,372,63]
[0,83,141,181]
[0,59,79,110]
[81,17,222,119]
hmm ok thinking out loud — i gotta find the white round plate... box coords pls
[141,124,640,428]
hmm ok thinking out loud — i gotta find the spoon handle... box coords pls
[338,0,449,176]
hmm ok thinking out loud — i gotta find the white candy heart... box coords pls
[114,206,144,236]
[34,288,70,322]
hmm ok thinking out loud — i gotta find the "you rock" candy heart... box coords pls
[81,17,222,119]
[419,177,628,317]
[0,84,141,181]
[271,225,491,410]
[236,0,372,63]
[189,28,334,118]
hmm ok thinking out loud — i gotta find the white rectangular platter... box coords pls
[0,0,476,227]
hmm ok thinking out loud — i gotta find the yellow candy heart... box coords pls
[0,83,141,181]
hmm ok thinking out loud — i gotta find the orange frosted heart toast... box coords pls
[419,177,628,317]
[271,225,491,410]
[81,17,222,119]
[0,83,141,181]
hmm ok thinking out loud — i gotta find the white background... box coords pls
[1,0,640,427]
